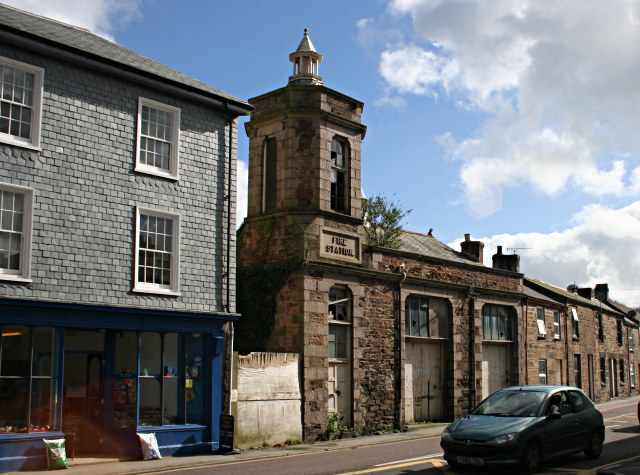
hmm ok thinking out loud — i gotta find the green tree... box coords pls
[361,193,411,249]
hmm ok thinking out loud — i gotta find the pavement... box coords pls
[12,424,447,474]
[10,396,640,474]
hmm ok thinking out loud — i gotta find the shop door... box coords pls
[63,330,105,456]
[404,340,445,422]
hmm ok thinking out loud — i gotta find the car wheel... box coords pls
[585,430,603,459]
[521,440,542,474]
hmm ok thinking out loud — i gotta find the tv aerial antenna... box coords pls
[506,247,532,254]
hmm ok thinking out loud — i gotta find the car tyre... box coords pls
[585,430,603,459]
[521,440,542,474]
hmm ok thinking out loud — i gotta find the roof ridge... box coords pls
[2,3,92,33]
[402,229,433,238]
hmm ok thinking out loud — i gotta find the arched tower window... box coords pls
[330,137,349,213]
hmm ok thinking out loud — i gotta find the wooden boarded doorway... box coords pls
[481,343,510,400]
[404,340,445,422]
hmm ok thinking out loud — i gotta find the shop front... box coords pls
[0,300,232,471]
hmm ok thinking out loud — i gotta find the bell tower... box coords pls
[239,29,367,267]
[236,30,369,441]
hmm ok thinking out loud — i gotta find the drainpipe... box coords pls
[468,295,475,410]
[524,299,529,385]
[396,263,407,429]
[224,102,233,314]
[224,101,234,415]
[565,305,570,384]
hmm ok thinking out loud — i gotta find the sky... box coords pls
[6,0,640,307]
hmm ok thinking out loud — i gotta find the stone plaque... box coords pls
[320,229,360,263]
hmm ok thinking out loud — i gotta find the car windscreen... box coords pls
[471,391,547,417]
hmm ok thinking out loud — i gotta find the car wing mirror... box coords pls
[547,411,561,420]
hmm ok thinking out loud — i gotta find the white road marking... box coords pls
[373,453,444,467]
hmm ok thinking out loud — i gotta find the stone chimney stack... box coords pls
[460,233,484,263]
[594,283,609,302]
[577,287,593,300]
[492,245,520,272]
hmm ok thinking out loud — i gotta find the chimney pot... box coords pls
[461,236,484,263]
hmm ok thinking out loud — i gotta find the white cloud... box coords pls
[451,201,640,307]
[380,0,640,214]
[3,0,142,40]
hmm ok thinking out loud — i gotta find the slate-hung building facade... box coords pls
[0,5,250,471]
[236,31,640,441]
[236,31,526,440]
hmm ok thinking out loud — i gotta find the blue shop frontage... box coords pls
[0,299,234,471]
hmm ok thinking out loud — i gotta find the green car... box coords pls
[440,385,605,474]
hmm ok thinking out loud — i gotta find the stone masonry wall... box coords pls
[356,277,397,433]
[523,304,568,386]
[0,44,235,312]
[378,254,521,294]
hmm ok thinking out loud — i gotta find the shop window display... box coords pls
[112,331,204,428]
[0,325,56,433]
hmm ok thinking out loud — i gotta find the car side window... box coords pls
[557,391,572,415]
[547,393,561,414]
[568,390,587,413]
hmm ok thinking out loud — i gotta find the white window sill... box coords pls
[132,287,180,297]
[0,274,32,283]
[0,135,41,152]
[135,166,179,181]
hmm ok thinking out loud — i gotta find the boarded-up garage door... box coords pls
[481,343,510,399]
[404,340,445,422]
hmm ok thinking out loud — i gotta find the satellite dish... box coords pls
[567,284,579,293]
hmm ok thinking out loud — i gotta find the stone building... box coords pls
[236,30,525,440]
[0,5,250,470]
[522,278,638,402]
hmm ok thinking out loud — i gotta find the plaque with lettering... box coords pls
[320,229,360,263]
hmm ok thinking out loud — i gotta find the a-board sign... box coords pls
[219,414,234,453]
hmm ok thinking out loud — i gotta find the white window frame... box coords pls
[553,310,561,339]
[0,56,43,150]
[539,359,548,385]
[537,307,546,337]
[135,97,180,180]
[328,286,352,361]
[133,207,180,295]
[0,183,33,282]
[571,307,580,339]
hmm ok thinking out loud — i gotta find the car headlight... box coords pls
[486,432,517,445]
[441,427,453,442]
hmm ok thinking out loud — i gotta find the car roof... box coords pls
[499,385,582,394]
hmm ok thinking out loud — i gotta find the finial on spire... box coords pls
[289,29,323,85]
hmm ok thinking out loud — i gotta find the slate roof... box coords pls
[0,3,250,111]
[399,230,484,267]
[525,277,596,307]
[523,284,563,305]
